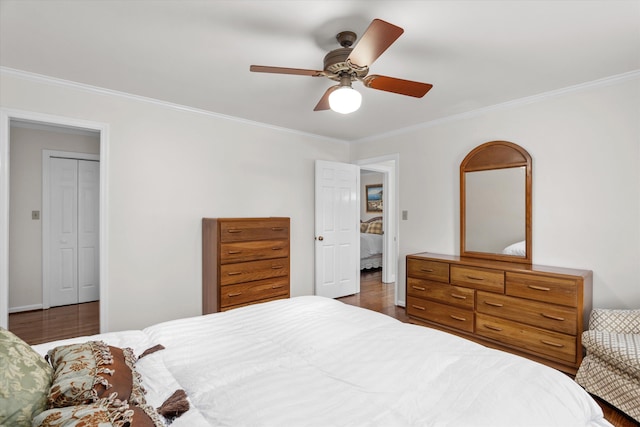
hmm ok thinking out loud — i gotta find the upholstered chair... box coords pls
[575,308,640,422]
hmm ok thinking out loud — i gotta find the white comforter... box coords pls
[361,232,383,258]
[33,296,610,427]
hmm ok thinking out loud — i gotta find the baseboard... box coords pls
[9,303,43,313]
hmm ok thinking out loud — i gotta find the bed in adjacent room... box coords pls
[361,216,384,270]
[2,295,612,426]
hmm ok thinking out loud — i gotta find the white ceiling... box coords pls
[1,0,639,142]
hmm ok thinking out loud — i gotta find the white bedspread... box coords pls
[33,296,611,427]
[361,232,383,258]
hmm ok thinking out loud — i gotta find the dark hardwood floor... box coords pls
[8,301,100,345]
[338,268,637,427]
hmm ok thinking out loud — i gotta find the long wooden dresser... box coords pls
[202,217,290,314]
[406,252,593,374]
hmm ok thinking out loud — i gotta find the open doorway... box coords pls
[0,110,109,341]
[356,155,399,305]
[8,123,99,343]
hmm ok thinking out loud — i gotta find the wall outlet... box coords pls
[402,210,408,220]
[32,210,40,220]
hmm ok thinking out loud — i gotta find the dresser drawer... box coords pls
[220,239,289,264]
[476,313,576,363]
[407,278,475,309]
[407,259,449,283]
[506,272,578,307]
[220,258,289,285]
[220,219,289,242]
[451,265,505,293]
[476,291,577,335]
[220,277,289,308]
[407,297,474,333]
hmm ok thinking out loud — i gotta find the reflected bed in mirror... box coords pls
[460,141,532,263]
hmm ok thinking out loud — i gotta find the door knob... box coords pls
[316,236,324,241]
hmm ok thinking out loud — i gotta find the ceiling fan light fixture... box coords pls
[328,86,362,114]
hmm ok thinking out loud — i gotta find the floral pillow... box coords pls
[46,341,144,407]
[0,327,53,427]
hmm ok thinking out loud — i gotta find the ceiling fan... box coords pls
[250,19,433,114]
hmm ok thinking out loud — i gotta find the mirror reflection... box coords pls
[465,167,525,255]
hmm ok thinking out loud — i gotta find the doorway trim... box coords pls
[0,108,109,332]
[42,150,100,309]
[354,154,400,305]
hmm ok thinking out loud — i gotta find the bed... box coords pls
[361,216,383,269]
[2,295,611,426]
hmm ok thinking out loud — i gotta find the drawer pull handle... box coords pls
[540,340,564,348]
[466,275,484,281]
[272,247,283,251]
[412,285,426,291]
[450,315,466,322]
[483,324,503,332]
[271,265,284,270]
[272,285,284,289]
[411,304,426,311]
[228,292,242,297]
[451,293,467,300]
[227,229,242,234]
[528,285,551,292]
[484,301,503,307]
[227,272,242,276]
[228,250,242,254]
[541,313,565,321]
[272,227,284,231]
[420,268,434,272]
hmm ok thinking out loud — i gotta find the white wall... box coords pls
[1,71,349,331]
[351,76,640,309]
[360,171,384,222]
[9,125,100,310]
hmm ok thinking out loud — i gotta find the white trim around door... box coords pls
[355,154,401,306]
[0,108,110,332]
[42,150,100,310]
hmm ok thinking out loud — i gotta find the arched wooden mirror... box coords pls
[460,141,532,263]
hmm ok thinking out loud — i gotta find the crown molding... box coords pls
[353,69,640,144]
[2,66,638,145]
[0,67,349,146]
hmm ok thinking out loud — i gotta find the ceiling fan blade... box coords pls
[347,19,404,67]
[250,65,324,77]
[363,75,433,98]
[313,86,339,111]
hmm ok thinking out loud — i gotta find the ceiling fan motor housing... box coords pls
[323,47,369,81]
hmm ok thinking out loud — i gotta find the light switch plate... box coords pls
[32,210,40,220]
[402,210,408,220]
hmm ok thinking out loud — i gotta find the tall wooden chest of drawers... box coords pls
[406,252,593,374]
[202,217,290,314]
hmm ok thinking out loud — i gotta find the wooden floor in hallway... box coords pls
[8,301,100,345]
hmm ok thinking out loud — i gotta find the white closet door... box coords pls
[77,160,100,303]
[49,158,79,307]
[48,158,100,307]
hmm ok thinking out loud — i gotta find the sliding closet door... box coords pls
[49,158,79,307]
[77,160,100,303]
[48,158,99,307]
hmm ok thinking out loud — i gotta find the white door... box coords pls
[49,158,79,307]
[49,158,100,306]
[77,160,100,303]
[314,160,360,298]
